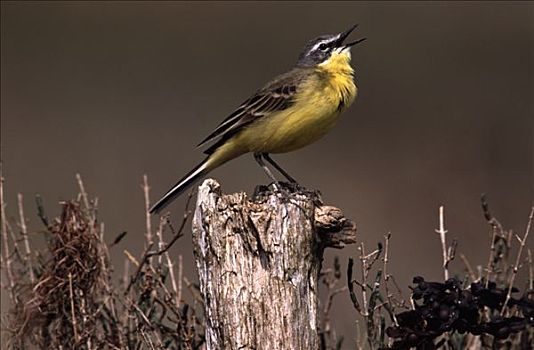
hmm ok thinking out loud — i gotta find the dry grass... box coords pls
[1,174,204,349]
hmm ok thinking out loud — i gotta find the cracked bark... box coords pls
[192,179,357,350]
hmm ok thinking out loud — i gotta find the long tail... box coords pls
[149,158,211,214]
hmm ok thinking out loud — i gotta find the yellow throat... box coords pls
[316,49,357,111]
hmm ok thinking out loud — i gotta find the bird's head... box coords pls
[296,24,366,68]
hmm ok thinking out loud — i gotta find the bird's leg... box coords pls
[263,154,298,184]
[253,153,280,191]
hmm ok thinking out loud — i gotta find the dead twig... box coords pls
[17,193,35,284]
[435,206,456,280]
[177,254,183,306]
[482,194,505,287]
[460,253,477,282]
[347,258,361,313]
[528,249,533,291]
[382,233,398,326]
[142,175,153,246]
[500,206,534,314]
[76,173,90,210]
[360,243,370,316]
[145,191,193,260]
[0,170,15,299]
[68,272,80,344]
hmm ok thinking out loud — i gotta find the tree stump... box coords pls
[192,179,357,350]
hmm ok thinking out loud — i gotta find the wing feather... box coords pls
[197,68,306,151]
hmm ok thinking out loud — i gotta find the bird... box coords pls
[150,24,365,214]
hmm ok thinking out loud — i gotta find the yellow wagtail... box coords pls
[150,25,365,214]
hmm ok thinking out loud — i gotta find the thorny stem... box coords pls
[501,206,534,314]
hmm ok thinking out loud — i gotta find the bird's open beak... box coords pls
[336,24,367,49]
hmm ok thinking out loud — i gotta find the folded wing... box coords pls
[198,70,305,155]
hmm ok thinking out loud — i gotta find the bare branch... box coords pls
[142,174,153,246]
[144,191,193,261]
[177,254,183,306]
[435,206,450,280]
[76,173,90,210]
[18,193,35,283]
[481,194,505,287]
[360,243,369,316]
[382,233,398,326]
[0,169,15,299]
[528,249,533,291]
[501,206,534,314]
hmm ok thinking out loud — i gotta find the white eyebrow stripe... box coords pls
[311,34,341,51]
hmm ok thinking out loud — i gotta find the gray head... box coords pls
[297,24,366,67]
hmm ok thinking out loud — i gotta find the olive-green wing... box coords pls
[198,69,306,155]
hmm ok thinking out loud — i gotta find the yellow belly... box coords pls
[240,99,341,153]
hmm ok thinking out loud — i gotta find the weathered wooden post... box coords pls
[192,179,357,350]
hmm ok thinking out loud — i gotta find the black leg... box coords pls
[263,154,298,183]
[253,153,279,187]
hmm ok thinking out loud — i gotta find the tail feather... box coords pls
[149,159,210,214]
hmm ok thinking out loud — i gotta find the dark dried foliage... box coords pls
[345,198,534,350]
[385,277,533,349]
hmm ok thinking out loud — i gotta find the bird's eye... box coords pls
[318,43,329,51]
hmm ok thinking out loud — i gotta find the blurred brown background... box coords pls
[1,1,533,347]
